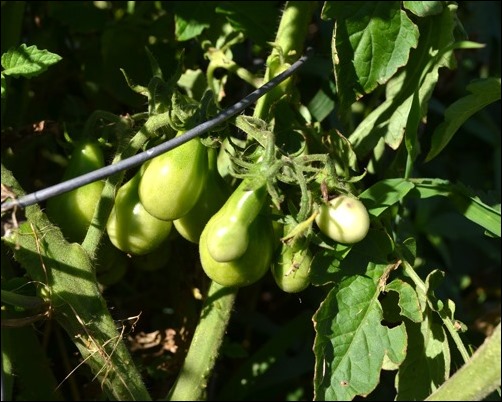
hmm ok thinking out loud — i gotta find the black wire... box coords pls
[1,49,313,213]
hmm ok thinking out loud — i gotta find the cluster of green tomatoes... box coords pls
[47,134,370,293]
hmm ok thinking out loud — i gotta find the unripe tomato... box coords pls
[138,132,208,221]
[272,224,312,293]
[315,195,370,244]
[202,179,267,262]
[107,169,173,255]
[46,140,105,243]
[173,147,230,244]
[199,214,274,288]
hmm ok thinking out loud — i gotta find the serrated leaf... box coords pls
[323,2,419,110]
[349,5,460,157]
[425,77,501,162]
[1,44,62,78]
[403,1,443,17]
[396,314,451,400]
[359,178,415,217]
[313,275,407,400]
[386,279,423,323]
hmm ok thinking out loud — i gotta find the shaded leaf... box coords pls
[396,314,451,400]
[411,178,501,237]
[215,1,280,45]
[425,77,501,162]
[359,178,415,217]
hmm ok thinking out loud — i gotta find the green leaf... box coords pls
[322,1,419,110]
[174,2,216,41]
[308,80,336,123]
[403,1,443,17]
[215,1,279,45]
[411,178,501,237]
[313,275,407,400]
[396,313,451,400]
[385,279,423,323]
[425,77,501,162]
[348,4,460,157]
[1,44,62,78]
[359,178,415,217]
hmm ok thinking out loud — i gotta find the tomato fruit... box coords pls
[107,169,173,255]
[199,214,274,288]
[272,224,312,293]
[315,195,370,244]
[46,140,105,243]
[173,147,230,244]
[202,179,267,262]
[138,132,208,221]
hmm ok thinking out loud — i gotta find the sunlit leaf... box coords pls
[313,275,407,400]
[1,44,62,78]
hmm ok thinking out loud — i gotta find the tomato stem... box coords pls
[166,282,237,401]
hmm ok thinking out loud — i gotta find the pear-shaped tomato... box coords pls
[315,195,370,244]
[173,147,231,244]
[202,179,268,262]
[199,214,274,288]
[46,140,105,243]
[107,169,173,255]
[138,132,208,221]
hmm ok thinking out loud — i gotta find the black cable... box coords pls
[1,48,313,213]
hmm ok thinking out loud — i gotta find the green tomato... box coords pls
[202,179,268,262]
[173,147,231,244]
[46,140,105,243]
[272,224,312,293]
[107,169,173,255]
[138,132,208,221]
[315,195,370,244]
[199,214,274,288]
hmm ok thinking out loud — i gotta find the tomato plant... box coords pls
[1,2,500,402]
[315,195,370,244]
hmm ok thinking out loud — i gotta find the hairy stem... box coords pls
[166,282,237,401]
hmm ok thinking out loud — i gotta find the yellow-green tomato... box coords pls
[199,214,274,288]
[46,140,105,243]
[173,147,230,244]
[203,179,267,262]
[138,132,208,221]
[107,170,173,255]
[315,195,370,244]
